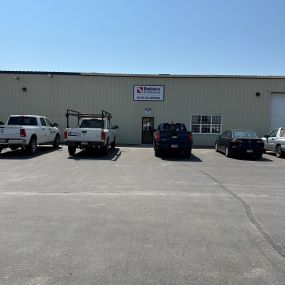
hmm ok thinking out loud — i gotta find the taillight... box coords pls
[155,132,160,142]
[189,132,193,142]
[64,130,67,139]
[20,128,26,137]
[101,130,106,141]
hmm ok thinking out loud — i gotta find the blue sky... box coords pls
[1,0,285,75]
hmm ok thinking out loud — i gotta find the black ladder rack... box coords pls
[65,109,112,128]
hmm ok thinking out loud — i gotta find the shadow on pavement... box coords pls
[0,146,62,160]
[68,148,121,161]
[158,153,202,162]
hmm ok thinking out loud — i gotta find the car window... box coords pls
[45,118,52,127]
[158,123,186,131]
[232,131,258,139]
[40,118,47,126]
[222,131,231,138]
[220,131,227,138]
[80,119,104,128]
[7,116,38,126]
[268,129,278,137]
[280,129,285,137]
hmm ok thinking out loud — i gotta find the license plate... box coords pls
[0,139,7,143]
[81,142,88,145]
[246,149,253,153]
[171,144,178,148]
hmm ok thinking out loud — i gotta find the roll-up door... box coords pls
[270,94,285,129]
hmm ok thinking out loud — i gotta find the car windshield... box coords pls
[7,116,38,126]
[158,123,187,131]
[80,119,104,128]
[232,130,259,139]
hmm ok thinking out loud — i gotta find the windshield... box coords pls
[232,130,259,139]
[80,119,104,128]
[7,116,38,126]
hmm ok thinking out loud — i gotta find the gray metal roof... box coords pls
[1,70,285,79]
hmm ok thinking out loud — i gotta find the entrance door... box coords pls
[142,117,154,144]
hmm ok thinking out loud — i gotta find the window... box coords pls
[45,118,52,127]
[158,123,187,132]
[268,129,278,138]
[8,116,38,126]
[80,119,104,128]
[191,114,222,134]
[40,118,46,126]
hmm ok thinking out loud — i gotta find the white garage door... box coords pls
[270,94,285,129]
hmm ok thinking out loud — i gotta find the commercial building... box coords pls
[0,71,285,146]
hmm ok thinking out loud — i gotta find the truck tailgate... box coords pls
[160,131,190,144]
[67,128,101,142]
[0,126,21,140]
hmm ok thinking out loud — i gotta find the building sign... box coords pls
[133,85,164,101]
[144,108,152,115]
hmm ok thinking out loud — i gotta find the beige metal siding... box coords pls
[1,72,285,146]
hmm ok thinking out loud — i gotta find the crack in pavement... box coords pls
[180,163,285,260]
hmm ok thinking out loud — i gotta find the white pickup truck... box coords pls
[262,127,285,158]
[0,115,60,154]
[64,109,118,156]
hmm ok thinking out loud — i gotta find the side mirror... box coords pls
[264,134,269,138]
[113,125,119,129]
[217,135,221,139]
[0,121,4,125]
[53,123,59,127]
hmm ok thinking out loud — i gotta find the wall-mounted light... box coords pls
[256,92,260,97]
[14,76,20,80]
[48,74,53,78]
[22,87,27,92]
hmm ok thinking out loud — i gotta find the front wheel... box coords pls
[276,145,283,158]
[225,146,231,158]
[68,146,76,156]
[215,143,219,152]
[28,137,37,155]
[53,134,60,148]
[10,146,19,151]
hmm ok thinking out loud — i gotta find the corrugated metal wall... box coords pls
[1,72,285,146]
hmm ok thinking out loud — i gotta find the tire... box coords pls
[103,141,109,155]
[225,146,231,158]
[28,137,37,155]
[154,148,161,157]
[185,148,192,158]
[276,145,283,158]
[0,147,2,154]
[215,143,219,152]
[53,134,60,148]
[68,146,76,156]
[110,139,116,149]
[255,153,263,160]
[10,146,19,151]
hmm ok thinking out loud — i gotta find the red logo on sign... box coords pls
[137,86,144,93]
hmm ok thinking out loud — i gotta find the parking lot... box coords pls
[0,146,285,285]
